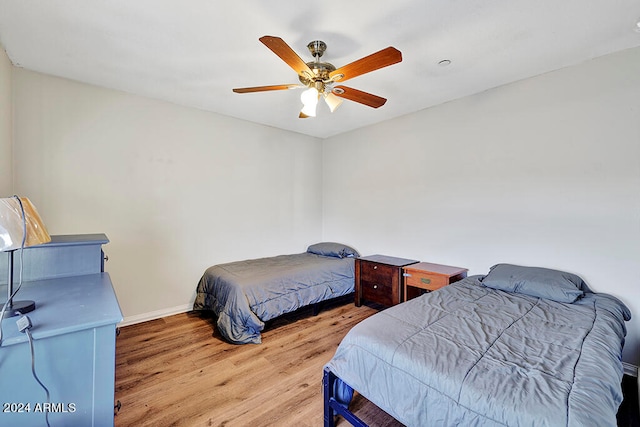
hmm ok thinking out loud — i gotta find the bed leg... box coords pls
[323,368,337,427]
[323,368,368,427]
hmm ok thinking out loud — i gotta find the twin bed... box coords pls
[323,263,631,426]
[193,242,359,344]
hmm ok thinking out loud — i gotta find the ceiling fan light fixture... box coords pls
[234,36,402,117]
[324,92,343,113]
[300,87,319,117]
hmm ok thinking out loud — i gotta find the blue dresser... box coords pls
[0,234,122,426]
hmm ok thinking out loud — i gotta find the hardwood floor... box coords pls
[114,298,402,427]
[115,299,639,427]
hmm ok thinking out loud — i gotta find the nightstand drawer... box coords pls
[403,262,468,302]
[360,262,394,282]
[405,271,449,291]
[361,279,393,306]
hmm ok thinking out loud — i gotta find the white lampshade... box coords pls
[0,197,50,252]
[1,196,51,318]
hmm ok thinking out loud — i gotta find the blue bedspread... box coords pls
[193,252,355,344]
[325,275,630,426]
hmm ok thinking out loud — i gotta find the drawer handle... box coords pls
[373,265,377,270]
[421,278,431,285]
[373,284,378,289]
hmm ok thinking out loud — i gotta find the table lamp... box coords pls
[0,196,51,318]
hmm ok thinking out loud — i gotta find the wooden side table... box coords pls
[403,262,468,302]
[355,255,419,307]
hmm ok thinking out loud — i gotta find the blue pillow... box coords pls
[480,264,585,303]
[307,242,359,258]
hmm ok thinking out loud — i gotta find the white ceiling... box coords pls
[1,1,639,139]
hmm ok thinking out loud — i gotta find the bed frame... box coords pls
[323,368,367,427]
[262,293,354,329]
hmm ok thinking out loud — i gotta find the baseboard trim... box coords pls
[623,362,639,377]
[119,303,192,327]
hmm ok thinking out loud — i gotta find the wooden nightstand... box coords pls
[355,255,419,307]
[403,262,468,301]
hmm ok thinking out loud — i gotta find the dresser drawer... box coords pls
[405,271,449,291]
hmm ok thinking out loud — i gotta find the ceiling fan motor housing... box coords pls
[298,40,338,92]
[299,61,335,85]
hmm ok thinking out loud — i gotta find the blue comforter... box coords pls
[193,252,355,344]
[325,275,630,426]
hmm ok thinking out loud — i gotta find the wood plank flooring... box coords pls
[115,299,639,427]
[114,298,403,427]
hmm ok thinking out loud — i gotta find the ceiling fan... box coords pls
[233,36,402,118]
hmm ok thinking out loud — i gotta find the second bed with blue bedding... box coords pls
[324,264,631,426]
[193,242,359,344]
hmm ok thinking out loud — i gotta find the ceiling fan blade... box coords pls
[259,36,314,78]
[329,47,402,83]
[332,86,387,108]
[233,84,300,93]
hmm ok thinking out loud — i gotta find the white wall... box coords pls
[0,48,11,194]
[323,47,640,365]
[7,44,640,366]
[11,69,323,321]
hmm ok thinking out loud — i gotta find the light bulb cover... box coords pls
[324,92,343,113]
[300,87,319,117]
